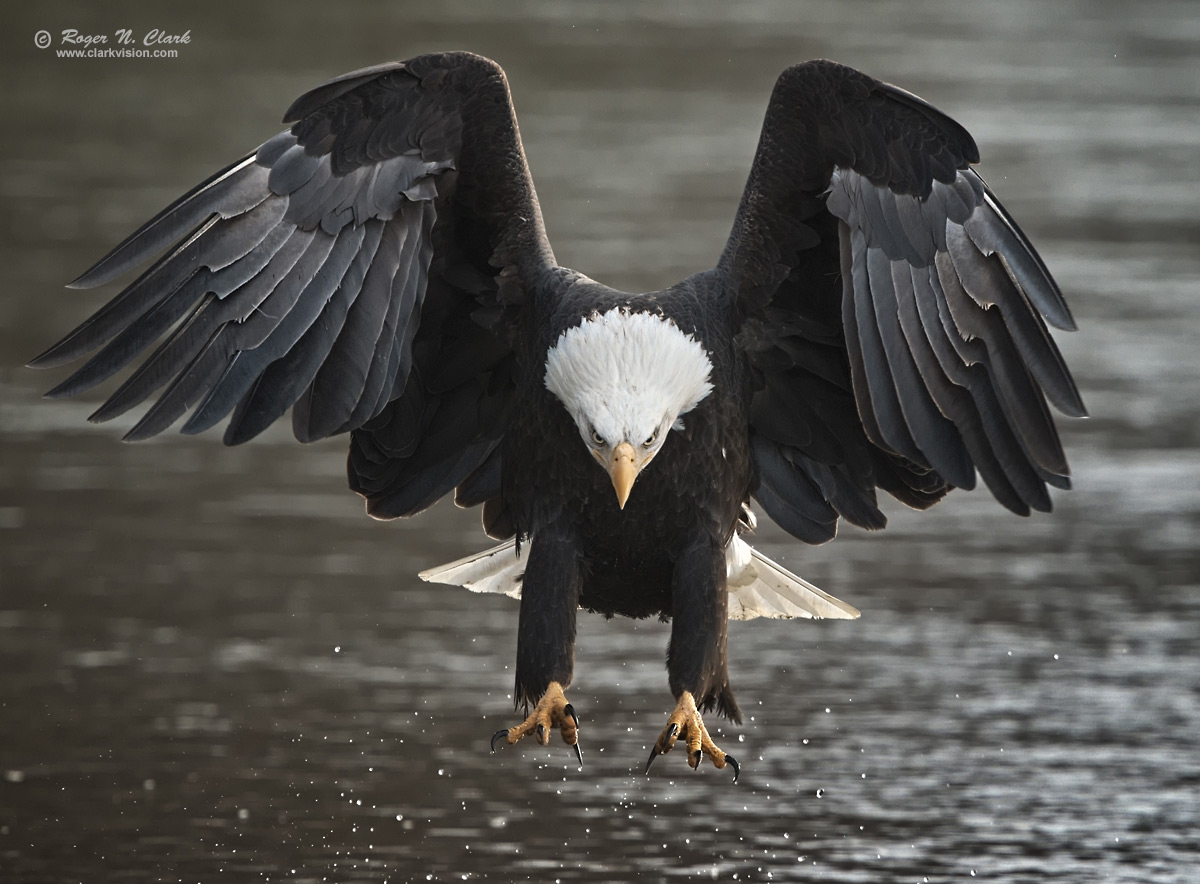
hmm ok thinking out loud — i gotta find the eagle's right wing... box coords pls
[32,52,557,520]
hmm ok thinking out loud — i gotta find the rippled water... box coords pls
[3,1,1199,881]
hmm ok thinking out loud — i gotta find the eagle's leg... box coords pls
[647,535,742,780]
[492,532,583,764]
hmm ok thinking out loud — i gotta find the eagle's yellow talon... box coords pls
[490,681,582,765]
[645,691,739,782]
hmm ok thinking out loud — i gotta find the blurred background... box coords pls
[2,0,1197,881]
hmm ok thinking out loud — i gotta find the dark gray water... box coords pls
[3,1,1198,881]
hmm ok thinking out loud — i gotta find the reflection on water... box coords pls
[2,1,1198,881]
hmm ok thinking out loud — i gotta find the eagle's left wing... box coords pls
[721,60,1086,543]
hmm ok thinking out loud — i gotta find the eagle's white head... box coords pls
[544,307,714,508]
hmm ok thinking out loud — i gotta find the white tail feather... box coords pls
[418,538,524,598]
[724,534,860,620]
[418,534,859,621]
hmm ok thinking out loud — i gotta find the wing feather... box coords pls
[36,195,289,372]
[182,223,368,435]
[66,156,270,291]
[965,191,1076,331]
[933,248,1067,479]
[35,45,552,547]
[898,264,1032,507]
[726,59,1082,542]
[849,230,925,464]
[946,220,1083,417]
[283,220,388,444]
[95,226,316,432]
[339,202,432,433]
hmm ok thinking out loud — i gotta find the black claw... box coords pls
[490,729,510,754]
[564,703,583,766]
[690,749,702,770]
[646,721,679,775]
[644,746,661,775]
[536,723,546,742]
[725,754,740,783]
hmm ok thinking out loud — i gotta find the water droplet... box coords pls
[815,789,823,798]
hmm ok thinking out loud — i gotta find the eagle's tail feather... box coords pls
[724,534,860,621]
[419,534,860,622]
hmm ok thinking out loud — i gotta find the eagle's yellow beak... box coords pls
[609,441,638,510]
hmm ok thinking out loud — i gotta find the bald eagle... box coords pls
[32,53,1084,780]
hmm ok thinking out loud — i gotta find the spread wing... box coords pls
[722,60,1086,543]
[31,52,554,520]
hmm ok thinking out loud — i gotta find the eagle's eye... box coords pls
[642,428,659,448]
[590,428,606,446]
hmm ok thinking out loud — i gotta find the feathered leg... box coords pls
[491,532,583,763]
[647,535,741,780]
